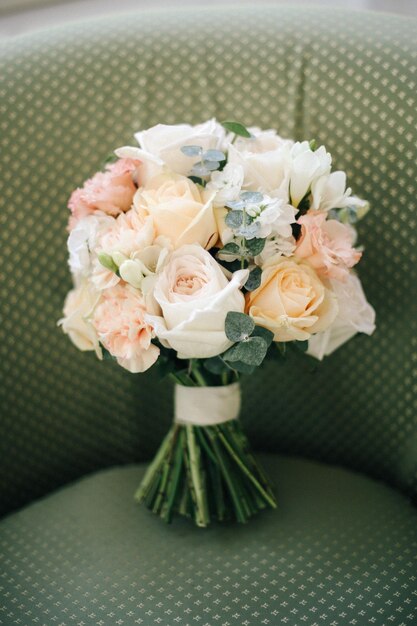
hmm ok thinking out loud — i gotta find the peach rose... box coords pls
[68,158,140,223]
[245,256,338,342]
[294,212,362,281]
[92,284,159,373]
[134,172,218,250]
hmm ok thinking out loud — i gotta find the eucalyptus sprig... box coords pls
[181,145,226,178]
[204,312,274,376]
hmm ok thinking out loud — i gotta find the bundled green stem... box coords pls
[135,419,277,526]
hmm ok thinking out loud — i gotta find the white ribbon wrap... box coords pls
[174,383,241,426]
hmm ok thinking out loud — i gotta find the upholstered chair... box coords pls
[1,6,416,625]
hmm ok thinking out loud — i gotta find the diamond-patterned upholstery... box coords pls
[0,6,416,626]
[1,455,416,626]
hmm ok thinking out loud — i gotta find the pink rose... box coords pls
[68,158,140,224]
[92,284,159,373]
[295,212,362,281]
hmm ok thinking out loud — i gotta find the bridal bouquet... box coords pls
[60,119,375,526]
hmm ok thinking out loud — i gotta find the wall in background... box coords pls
[1,0,416,38]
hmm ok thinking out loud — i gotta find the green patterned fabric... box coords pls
[0,6,417,518]
[1,455,416,626]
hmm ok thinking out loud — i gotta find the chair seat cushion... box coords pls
[1,454,416,626]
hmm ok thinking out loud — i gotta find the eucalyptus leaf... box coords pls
[223,336,268,366]
[228,360,256,374]
[225,199,245,210]
[203,149,226,162]
[221,120,252,138]
[252,325,274,347]
[181,145,202,156]
[203,160,221,171]
[225,311,255,343]
[240,191,264,203]
[245,237,266,255]
[244,266,262,291]
[190,163,211,176]
[225,210,244,229]
[218,242,240,256]
[239,223,261,239]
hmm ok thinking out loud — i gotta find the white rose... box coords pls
[147,244,248,358]
[59,280,102,358]
[116,119,225,179]
[288,142,332,207]
[226,129,292,197]
[307,273,376,360]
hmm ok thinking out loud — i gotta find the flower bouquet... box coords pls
[60,119,375,526]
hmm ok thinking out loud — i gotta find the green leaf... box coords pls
[218,242,240,256]
[295,340,309,353]
[100,344,116,361]
[245,237,265,256]
[181,145,202,156]
[244,266,262,291]
[225,311,255,343]
[98,252,118,273]
[296,192,310,216]
[223,336,268,366]
[188,175,206,186]
[309,139,317,151]
[221,120,252,138]
[225,210,244,229]
[103,153,118,166]
[204,356,229,375]
[252,325,274,348]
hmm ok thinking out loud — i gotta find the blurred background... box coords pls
[1,0,416,38]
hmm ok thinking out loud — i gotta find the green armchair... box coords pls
[1,6,416,625]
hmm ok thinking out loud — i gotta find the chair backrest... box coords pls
[1,6,416,516]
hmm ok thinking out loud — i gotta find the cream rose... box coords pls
[245,256,338,342]
[134,172,218,250]
[147,245,248,359]
[58,279,102,357]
